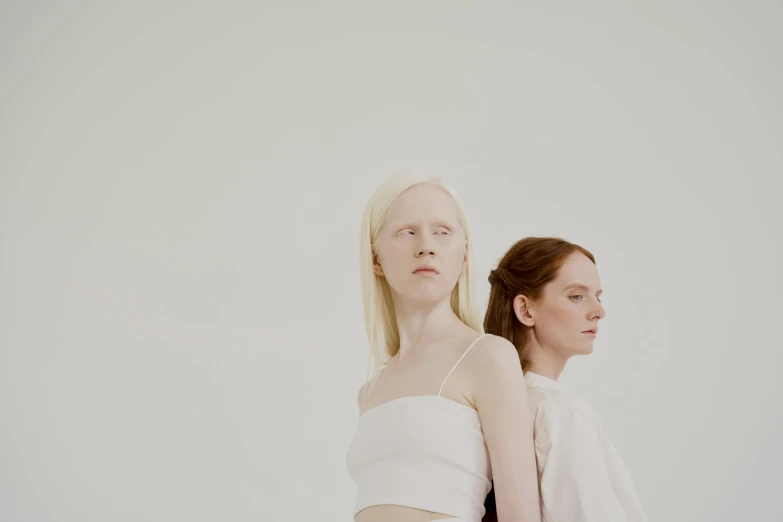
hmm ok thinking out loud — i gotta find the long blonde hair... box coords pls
[359,171,483,381]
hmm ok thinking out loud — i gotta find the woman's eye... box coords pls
[570,295,583,301]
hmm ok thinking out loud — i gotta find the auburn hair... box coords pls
[483,237,595,373]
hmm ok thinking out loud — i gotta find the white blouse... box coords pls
[525,372,646,522]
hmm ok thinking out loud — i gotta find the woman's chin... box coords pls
[401,287,452,304]
[572,341,595,356]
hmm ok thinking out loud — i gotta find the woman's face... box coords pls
[372,183,467,306]
[526,252,606,358]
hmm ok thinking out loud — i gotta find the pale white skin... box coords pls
[513,251,607,380]
[357,183,541,522]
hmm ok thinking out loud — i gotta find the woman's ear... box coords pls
[513,294,535,327]
[372,247,384,276]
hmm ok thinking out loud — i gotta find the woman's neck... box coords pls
[527,340,569,381]
[393,295,471,360]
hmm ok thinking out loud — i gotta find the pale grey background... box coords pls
[1,2,781,521]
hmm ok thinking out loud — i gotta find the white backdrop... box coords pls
[2,2,782,521]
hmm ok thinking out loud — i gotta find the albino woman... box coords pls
[346,173,541,522]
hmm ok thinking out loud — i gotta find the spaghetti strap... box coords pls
[437,334,488,396]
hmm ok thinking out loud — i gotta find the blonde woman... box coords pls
[345,173,540,522]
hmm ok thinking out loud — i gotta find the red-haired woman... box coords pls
[482,237,646,522]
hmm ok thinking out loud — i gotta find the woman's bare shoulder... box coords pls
[465,333,520,370]
[356,373,381,408]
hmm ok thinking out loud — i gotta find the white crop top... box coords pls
[345,334,492,521]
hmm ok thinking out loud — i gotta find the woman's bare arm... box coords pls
[471,335,540,522]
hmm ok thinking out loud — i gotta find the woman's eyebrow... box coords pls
[563,283,602,295]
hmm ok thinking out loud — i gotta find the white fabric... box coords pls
[525,372,647,522]
[345,335,491,521]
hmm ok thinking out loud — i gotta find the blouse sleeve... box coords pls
[538,408,646,522]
